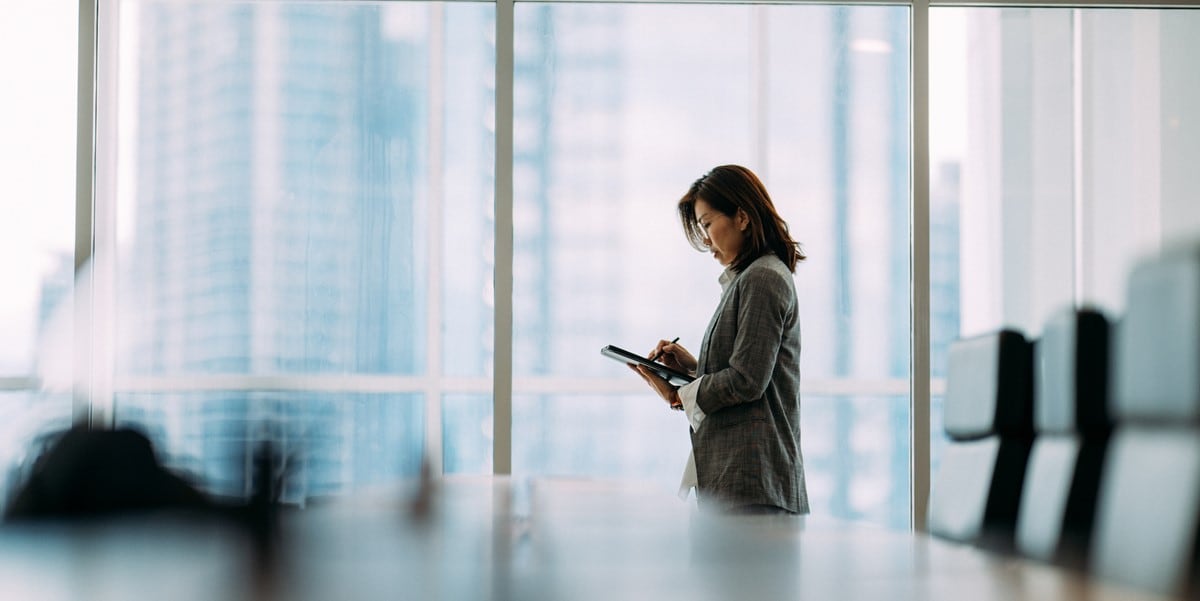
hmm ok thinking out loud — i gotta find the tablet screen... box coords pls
[600,344,695,386]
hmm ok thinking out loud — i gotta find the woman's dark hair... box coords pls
[677,165,806,273]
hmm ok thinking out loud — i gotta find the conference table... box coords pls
[0,476,1175,600]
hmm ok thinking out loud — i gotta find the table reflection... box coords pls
[0,476,1174,601]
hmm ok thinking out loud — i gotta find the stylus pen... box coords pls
[651,337,680,363]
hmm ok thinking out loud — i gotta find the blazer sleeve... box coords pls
[695,265,794,416]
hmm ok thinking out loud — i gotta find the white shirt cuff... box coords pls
[678,376,706,432]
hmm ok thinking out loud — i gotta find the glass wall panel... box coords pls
[802,395,910,527]
[1081,10,1200,314]
[443,393,493,474]
[106,1,494,496]
[0,0,79,509]
[110,1,494,377]
[929,7,1200,476]
[513,3,911,528]
[0,2,77,379]
[514,394,693,487]
[929,8,1074,346]
[930,7,1200,342]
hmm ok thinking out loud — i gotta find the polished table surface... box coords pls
[0,476,1177,601]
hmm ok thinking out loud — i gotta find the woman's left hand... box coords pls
[631,365,683,411]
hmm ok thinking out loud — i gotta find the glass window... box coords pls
[1080,10,1200,313]
[512,3,911,528]
[803,395,911,526]
[105,1,495,500]
[929,7,1200,469]
[0,1,79,506]
[514,394,693,484]
[931,7,1200,343]
[38,0,1200,529]
[442,393,492,474]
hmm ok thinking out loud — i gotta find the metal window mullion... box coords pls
[1072,8,1084,305]
[494,0,515,476]
[910,0,931,533]
[75,0,98,429]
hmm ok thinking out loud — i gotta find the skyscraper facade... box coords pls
[120,3,439,500]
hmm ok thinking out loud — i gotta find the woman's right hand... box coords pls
[649,339,697,376]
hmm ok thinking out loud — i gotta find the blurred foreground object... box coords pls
[1090,241,1200,596]
[4,427,212,521]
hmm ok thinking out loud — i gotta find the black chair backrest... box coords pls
[943,330,1033,440]
[929,329,1034,549]
[1016,307,1111,566]
[1034,308,1111,434]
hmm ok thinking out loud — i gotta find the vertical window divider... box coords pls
[76,0,99,428]
[911,0,931,532]
[1072,8,1085,305]
[494,0,516,476]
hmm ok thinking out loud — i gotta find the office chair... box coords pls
[1090,242,1200,596]
[927,329,1034,552]
[1015,307,1111,568]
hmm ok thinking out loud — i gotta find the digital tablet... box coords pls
[601,344,696,386]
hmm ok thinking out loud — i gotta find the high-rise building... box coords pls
[121,4,432,500]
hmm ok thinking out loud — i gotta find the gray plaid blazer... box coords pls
[691,254,809,514]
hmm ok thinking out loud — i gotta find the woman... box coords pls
[634,165,809,515]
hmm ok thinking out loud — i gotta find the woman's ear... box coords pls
[736,209,750,232]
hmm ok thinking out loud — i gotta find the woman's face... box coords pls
[694,198,747,267]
